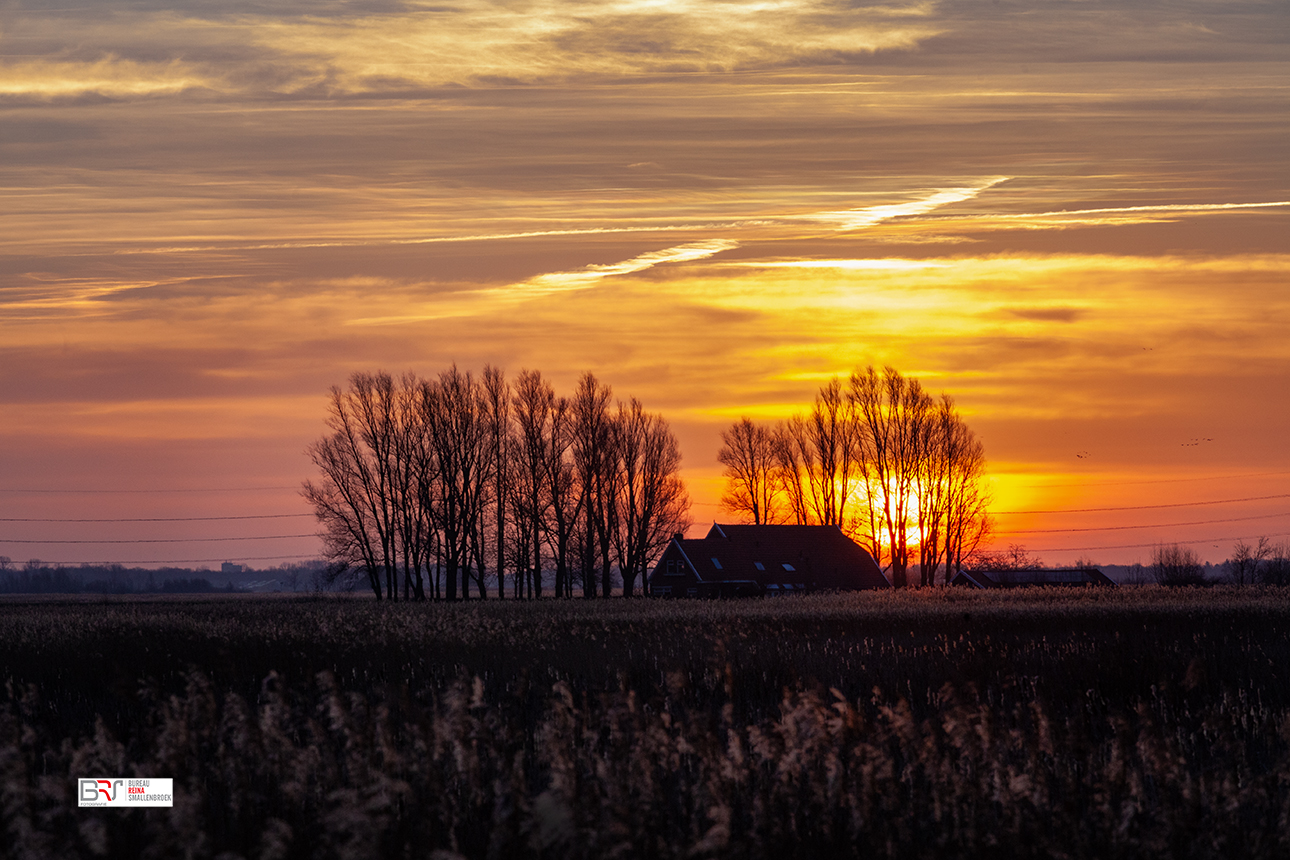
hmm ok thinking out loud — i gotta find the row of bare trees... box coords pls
[302,367,691,601]
[718,366,992,587]
[1223,537,1290,586]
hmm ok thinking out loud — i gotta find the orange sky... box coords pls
[1,0,1288,569]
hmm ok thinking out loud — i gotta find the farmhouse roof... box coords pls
[658,523,890,591]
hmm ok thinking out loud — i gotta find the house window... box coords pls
[781,563,795,571]
[711,558,723,570]
[754,562,765,571]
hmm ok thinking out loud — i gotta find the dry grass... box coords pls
[3,587,1290,858]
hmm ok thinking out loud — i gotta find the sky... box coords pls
[1,0,1288,571]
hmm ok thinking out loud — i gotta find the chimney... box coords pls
[673,532,685,542]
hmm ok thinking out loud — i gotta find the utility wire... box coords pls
[0,534,316,545]
[8,554,319,566]
[0,486,298,494]
[996,510,1290,535]
[993,493,1290,515]
[1044,530,1290,553]
[0,514,313,523]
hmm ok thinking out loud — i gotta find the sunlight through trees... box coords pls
[718,366,992,587]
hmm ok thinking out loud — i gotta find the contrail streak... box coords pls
[518,239,742,292]
[120,179,1011,256]
[937,200,1290,222]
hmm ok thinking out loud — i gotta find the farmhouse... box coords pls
[951,567,1116,588]
[648,523,890,597]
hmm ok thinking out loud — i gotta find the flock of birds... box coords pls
[1074,437,1215,459]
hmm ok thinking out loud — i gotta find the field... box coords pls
[3,588,1290,859]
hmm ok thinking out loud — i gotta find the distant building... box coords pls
[648,523,890,597]
[951,567,1116,588]
[221,562,245,576]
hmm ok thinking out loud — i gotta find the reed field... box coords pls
[3,587,1290,859]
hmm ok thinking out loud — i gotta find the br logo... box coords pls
[81,779,123,802]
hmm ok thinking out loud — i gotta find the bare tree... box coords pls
[305,363,694,601]
[543,395,581,599]
[613,399,692,597]
[920,396,992,585]
[1226,537,1271,585]
[572,372,614,597]
[747,368,990,588]
[913,396,952,586]
[848,366,932,588]
[772,417,812,526]
[1261,542,1290,586]
[968,543,1041,572]
[718,418,784,525]
[390,372,435,600]
[1151,543,1205,586]
[512,370,558,598]
[483,366,511,599]
[302,372,402,600]
[422,366,492,600]
[942,461,992,582]
[774,380,860,530]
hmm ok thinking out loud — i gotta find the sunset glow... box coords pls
[2,0,1287,569]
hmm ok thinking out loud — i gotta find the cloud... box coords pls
[803,178,1009,231]
[519,239,741,293]
[718,259,948,271]
[1005,307,1084,323]
[0,0,943,101]
[248,0,942,91]
[931,200,1290,231]
[341,240,741,325]
[0,58,212,100]
[119,179,1009,257]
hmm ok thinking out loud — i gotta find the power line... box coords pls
[0,534,317,545]
[993,493,1290,515]
[7,554,320,566]
[996,510,1290,535]
[1042,530,1290,553]
[0,486,298,494]
[0,514,313,523]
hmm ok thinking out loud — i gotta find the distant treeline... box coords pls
[0,560,328,594]
[0,567,231,595]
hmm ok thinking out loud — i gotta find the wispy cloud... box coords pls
[921,200,1290,230]
[519,240,740,294]
[804,178,1009,230]
[0,58,211,99]
[121,181,1006,257]
[718,259,948,271]
[248,0,942,91]
[0,0,943,101]
[345,240,741,326]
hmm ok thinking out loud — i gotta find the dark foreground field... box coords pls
[3,588,1290,860]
